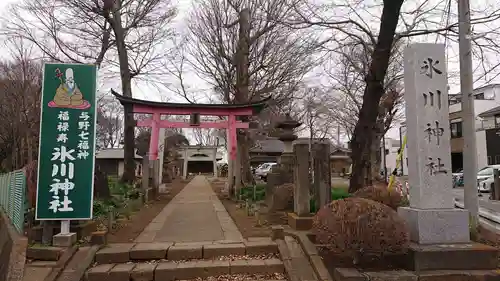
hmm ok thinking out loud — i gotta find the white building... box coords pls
[380,137,409,176]
[448,84,500,171]
[398,83,500,174]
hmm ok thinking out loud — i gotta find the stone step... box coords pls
[179,277,286,281]
[85,258,285,281]
[26,245,64,261]
[94,239,278,264]
[26,260,58,267]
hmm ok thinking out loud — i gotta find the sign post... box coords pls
[36,63,97,246]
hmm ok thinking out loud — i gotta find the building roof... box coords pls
[449,83,500,99]
[95,149,143,160]
[479,105,500,118]
[250,139,351,154]
[111,89,271,114]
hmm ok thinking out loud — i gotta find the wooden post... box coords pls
[142,154,150,202]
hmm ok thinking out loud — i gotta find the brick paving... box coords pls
[135,175,244,243]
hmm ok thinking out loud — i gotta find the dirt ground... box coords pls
[106,178,188,243]
[211,180,288,238]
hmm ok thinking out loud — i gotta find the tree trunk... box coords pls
[107,1,136,183]
[370,132,383,182]
[238,134,254,185]
[348,0,405,193]
[234,8,253,190]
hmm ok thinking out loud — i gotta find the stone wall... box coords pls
[0,211,27,281]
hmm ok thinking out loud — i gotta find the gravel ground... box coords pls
[109,253,282,265]
[179,273,287,281]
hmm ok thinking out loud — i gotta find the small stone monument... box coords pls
[313,140,331,209]
[398,43,498,272]
[288,139,313,230]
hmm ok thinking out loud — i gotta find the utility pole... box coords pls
[458,0,479,226]
[383,134,387,183]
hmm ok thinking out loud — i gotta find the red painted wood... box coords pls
[137,120,249,129]
[133,105,254,116]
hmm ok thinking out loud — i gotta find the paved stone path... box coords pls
[135,175,243,243]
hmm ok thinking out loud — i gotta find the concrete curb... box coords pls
[42,245,78,281]
[94,240,278,264]
[455,200,500,232]
[86,258,285,281]
[284,229,333,281]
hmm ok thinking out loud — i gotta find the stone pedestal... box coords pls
[293,140,310,216]
[53,233,76,247]
[398,207,470,244]
[399,242,498,271]
[313,141,331,209]
[287,212,313,231]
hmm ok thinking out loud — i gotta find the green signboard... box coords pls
[36,63,98,220]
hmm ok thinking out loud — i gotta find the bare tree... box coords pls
[192,128,220,146]
[187,0,316,188]
[3,0,178,183]
[96,95,123,149]
[324,40,405,181]
[296,87,339,141]
[0,41,42,171]
[289,0,500,191]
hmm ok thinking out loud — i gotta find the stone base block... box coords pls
[399,242,499,272]
[52,233,77,247]
[30,221,97,243]
[90,231,107,246]
[271,225,284,241]
[287,213,313,231]
[398,207,469,244]
[26,245,63,261]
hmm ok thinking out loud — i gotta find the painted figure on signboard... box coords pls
[49,68,91,109]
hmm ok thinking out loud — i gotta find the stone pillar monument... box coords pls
[398,43,469,244]
[288,139,313,230]
[183,148,188,180]
[213,147,218,177]
[394,42,499,275]
[313,140,331,209]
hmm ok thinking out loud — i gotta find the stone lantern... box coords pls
[272,114,301,182]
[265,114,301,209]
[276,114,301,154]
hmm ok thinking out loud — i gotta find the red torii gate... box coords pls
[111,90,270,161]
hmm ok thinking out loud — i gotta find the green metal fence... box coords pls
[0,170,26,233]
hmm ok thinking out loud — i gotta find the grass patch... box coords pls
[239,184,266,202]
[237,182,351,213]
[310,187,351,213]
[93,176,143,222]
